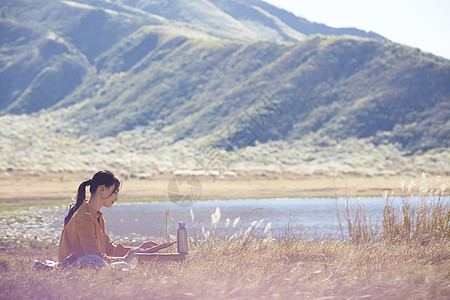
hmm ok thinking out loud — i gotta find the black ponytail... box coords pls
[64,178,91,226]
[63,170,120,226]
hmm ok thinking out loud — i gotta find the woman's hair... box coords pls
[64,170,121,226]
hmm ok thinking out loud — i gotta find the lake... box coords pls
[100,197,423,241]
[3,196,445,245]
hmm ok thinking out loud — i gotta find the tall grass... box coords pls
[382,194,449,243]
[1,232,448,299]
[338,174,449,244]
[338,197,376,243]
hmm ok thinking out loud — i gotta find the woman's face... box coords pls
[100,185,119,208]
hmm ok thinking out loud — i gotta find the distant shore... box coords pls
[0,171,448,209]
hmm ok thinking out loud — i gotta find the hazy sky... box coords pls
[264,0,450,59]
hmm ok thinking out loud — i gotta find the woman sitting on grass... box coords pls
[41,170,157,269]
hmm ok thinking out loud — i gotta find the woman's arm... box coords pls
[103,244,153,264]
[136,241,159,251]
[105,233,158,257]
[104,237,159,263]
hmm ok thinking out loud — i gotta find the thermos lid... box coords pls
[179,221,185,226]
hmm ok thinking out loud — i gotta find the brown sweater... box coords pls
[58,201,130,262]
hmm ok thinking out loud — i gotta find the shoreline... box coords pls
[0,171,448,209]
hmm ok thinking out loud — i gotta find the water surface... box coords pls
[2,196,445,245]
[101,197,418,240]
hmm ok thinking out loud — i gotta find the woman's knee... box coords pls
[71,255,107,269]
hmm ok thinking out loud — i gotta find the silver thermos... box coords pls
[177,221,188,254]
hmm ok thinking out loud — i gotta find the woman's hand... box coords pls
[136,241,158,252]
[122,241,158,262]
[123,247,138,263]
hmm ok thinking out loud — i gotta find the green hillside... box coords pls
[49,32,450,152]
[0,0,449,176]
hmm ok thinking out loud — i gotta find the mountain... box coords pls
[0,0,449,176]
[0,0,386,113]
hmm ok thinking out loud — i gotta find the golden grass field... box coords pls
[0,171,449,299]
[1,238,449,300]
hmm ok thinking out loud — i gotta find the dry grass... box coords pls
[1,174,448,299]
[337,174,449,245]
[0,237,448,299]
[1,171,448,207]
[1,194,449,299]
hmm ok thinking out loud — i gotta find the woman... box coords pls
[57,170,157,268]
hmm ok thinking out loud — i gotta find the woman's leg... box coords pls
[71,255,107,269]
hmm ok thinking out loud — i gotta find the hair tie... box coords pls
[85,178,92,185]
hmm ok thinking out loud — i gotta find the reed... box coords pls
[382,194,449,244]
[337,197,377,243]
[337,175,449,245]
